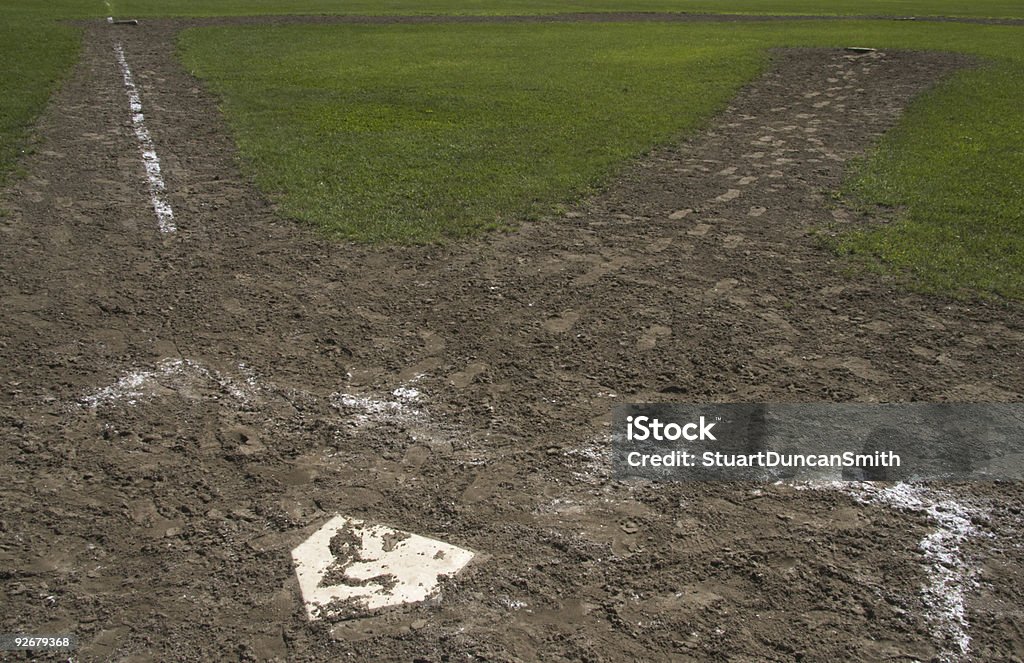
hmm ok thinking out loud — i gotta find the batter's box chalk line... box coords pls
[801,480,989,662]
[329,377,425,427]
[76,357,261,409]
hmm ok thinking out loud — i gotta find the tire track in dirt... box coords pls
[1,22,1023,661]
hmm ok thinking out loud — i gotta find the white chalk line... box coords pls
[803,481,987,661]
[78,361,438,431]
[114,43,176,233]
[77,363,447,444]
[572,435,986,660]
[330,376,425,427]
[78,358,260,408]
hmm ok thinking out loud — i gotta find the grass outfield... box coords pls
[0,25,77,183]
[9,0,1020,186]
[181,21,1024,297]
[3,0,1024,183]
[181,24,766,242]
[840,63,1024,299]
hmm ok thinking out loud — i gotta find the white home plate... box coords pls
[292,515,474,620]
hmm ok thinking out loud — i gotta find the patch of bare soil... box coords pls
[1,20,1022,662]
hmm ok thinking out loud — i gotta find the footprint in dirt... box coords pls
[572,255,628,287]
[542,311,580,334]
[636,324,672,350]
[449,362,488,389]
[419,329,446,355]
[715,188,742,202]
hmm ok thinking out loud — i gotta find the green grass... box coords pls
[0,0,95,185]
[840,64,1024,298]
[180,24,766,241]
[8,0,1017,186]
[113,0,1024,19]
[179,20,1024,298]
[765,22,1024,298]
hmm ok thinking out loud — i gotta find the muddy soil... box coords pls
[1,18,1023,663]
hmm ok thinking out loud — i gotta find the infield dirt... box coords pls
[1,19,1023,662]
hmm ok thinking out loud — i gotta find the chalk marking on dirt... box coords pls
[330,380,424,427]
[564,437,612,484]
[803,481,987,661]
[114,42,176,233]
[292,515,474,620]
[78,358,260,408]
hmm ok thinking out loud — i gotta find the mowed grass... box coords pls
[769,22,1024,298]
[840,64,1024,298]
[180,24,765,241]
[6,0,1019,188]
[0,0,94,185]
[114,0,1024,19]
[181,20,1024,297]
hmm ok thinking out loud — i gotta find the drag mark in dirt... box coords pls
[113,42,176,233]
[809,482,987,661]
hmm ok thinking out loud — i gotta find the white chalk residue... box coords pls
[391,386,421,402]
[79,358,260,408]
[565,438,611,484]
[330,387,421,427]
[114,43,176,233]
[330,372,429,425]
[804,481,986,661]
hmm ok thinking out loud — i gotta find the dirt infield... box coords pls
[2,18,1023,662]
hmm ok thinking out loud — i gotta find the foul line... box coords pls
[114,42,176,233]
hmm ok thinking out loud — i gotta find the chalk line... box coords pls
[114,42,176,233]
[802,481,986,661]
[78,358,260,408]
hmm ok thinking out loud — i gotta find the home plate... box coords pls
[292,515,475,620]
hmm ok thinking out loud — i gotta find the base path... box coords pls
[1,20,1022,662]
